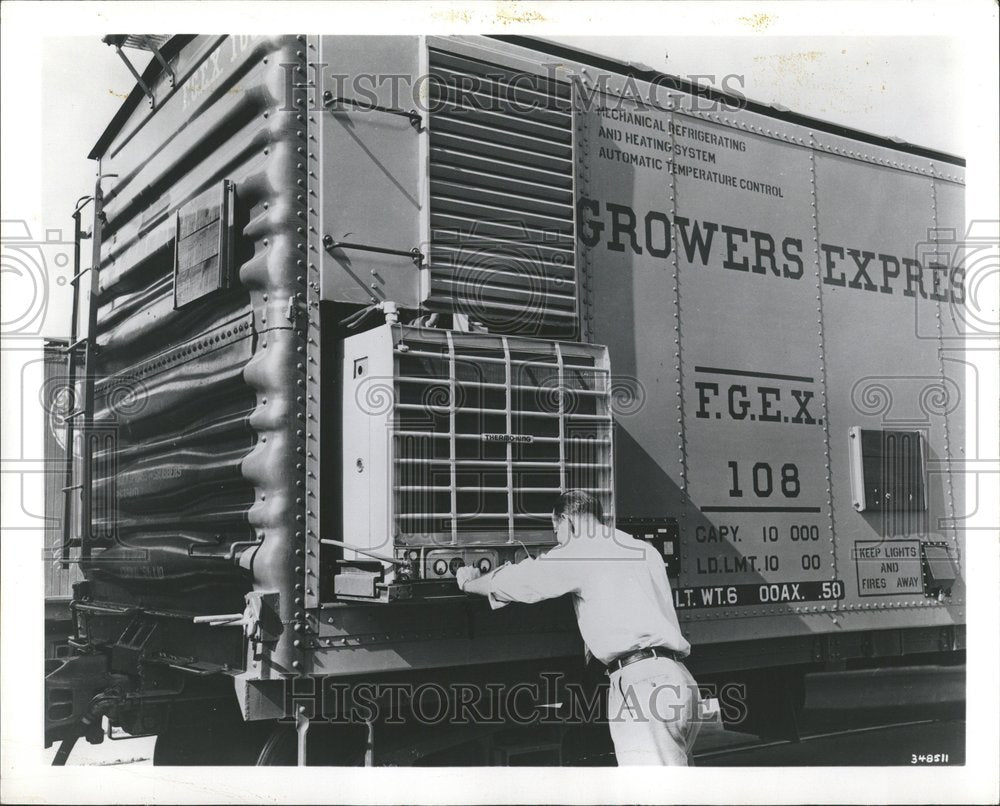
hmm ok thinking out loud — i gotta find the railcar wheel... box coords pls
[153,700,271,766]
[153,719,272,766]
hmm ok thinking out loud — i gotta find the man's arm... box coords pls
[456,552,578,608]
[457,567,493,597]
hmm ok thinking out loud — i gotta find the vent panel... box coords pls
[427,48,578,337]
[392,329,612,544]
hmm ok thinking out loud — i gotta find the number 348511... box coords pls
[911,753,949,764]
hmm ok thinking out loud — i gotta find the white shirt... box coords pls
[487,527,690,665]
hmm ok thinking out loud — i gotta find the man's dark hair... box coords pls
[552,489,605,523]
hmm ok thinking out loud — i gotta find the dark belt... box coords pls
[606,646,685,675]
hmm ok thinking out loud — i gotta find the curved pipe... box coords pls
[51,683,204,765]
[51,692,120,766]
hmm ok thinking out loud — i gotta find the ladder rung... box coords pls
[62,484,83,492]
[64,409,87,421]
[70,267,92,284]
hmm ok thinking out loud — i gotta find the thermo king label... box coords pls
[482,433,533,443]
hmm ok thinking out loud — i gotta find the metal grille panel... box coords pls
[392,329,611,544]
[426,48,578,337]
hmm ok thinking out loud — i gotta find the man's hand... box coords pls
[455,566,482,592]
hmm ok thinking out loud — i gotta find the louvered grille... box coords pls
[392,329,612,543]
[426,48,578,337]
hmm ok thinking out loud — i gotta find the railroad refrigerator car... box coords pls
[45,34,966,765]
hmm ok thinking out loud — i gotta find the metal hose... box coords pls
[51,693,119,766]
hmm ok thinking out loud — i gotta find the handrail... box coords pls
[59,197,92,565]
[322,90,423,130]
[322,233,425,268]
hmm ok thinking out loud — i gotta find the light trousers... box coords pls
[607,657,703,765]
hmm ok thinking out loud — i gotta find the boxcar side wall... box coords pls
[561,47,965,644]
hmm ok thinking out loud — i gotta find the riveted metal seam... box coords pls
[664,91,694,595]
[929,165,961,569]
[808,134,840,598]
[304,34,321,623]
[668,99,688,499]
[240,35,317,678]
